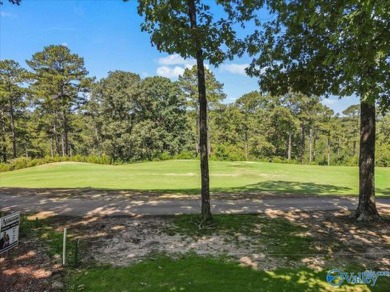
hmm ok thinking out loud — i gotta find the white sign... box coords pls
[0,212,20,254]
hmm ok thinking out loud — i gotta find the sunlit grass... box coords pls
[66,255,389,291]
[0,160,389,196]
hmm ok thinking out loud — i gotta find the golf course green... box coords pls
[0,160,389,196]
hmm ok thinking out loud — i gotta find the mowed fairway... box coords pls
[0,160,389,196]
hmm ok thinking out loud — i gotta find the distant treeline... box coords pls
[1,45,389,170]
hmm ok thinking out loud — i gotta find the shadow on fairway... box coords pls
[211,180,354,196]
[0,180,358,197]
[376,187,390,196]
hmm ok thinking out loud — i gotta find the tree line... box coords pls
[3,0,389,221]
[1,45,389,167]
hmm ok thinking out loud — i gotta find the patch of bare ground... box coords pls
[1,210,388,291]
[0,235,62,291]
[54,210,389,271]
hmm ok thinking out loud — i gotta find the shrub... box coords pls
[0,163,10,172]
[174,150,196,159]
[0,155,115,172]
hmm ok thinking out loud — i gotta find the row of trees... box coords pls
[1,47,389,168]
[3,0,389,221]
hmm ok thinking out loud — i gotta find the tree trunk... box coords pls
[188,0,211,219]
[327,136,330,166]
[0,111,7,163]
[313,129,316,161]
[1,130,6,163]
[62,111,69,156]
[355,100,379,221]
[9,99,17,158]
[53,118,59,156]
[287,131,292,161]
[309,128,313,163]
[244,130,248,161]
[195,110,199,155]
[301,123,305,163]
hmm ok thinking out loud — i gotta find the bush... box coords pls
[0,155,115,172]
[174,150,196,159]
[213,144,245,161]
[0,163,10,172]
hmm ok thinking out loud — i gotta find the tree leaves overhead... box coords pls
[245,0,390,111]
[136,0,241,65]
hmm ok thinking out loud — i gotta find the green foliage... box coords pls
[26,45,92,157]
[1,45,389,167]
[0,59,29,162]
[246,0,389,111]
[213,143,245,161]
[0,155,112,172]
[136,0,240,66]
[174,150,196,160]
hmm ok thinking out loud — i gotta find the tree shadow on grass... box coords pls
[376,187,390,196]
[211,180,354,196]
[1,180,355,198]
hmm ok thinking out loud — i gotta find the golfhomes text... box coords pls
[0,212,20,254]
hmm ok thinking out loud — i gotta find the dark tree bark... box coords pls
[188,0,211,219]
[355,100,380,221]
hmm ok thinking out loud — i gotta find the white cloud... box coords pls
[158,54,196,67]
[220,63,249,75]
[156,54,213,79]
[156,66,185,79]
[61,42,68,47]
[1,11,16,18]
[322,98,338,105]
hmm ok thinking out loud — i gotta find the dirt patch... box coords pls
[0,236,62,291]
[57,210,389,271]
[1,210,388,291]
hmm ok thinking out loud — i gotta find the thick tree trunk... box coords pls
[355,100,379,221]
[188,0,211,219]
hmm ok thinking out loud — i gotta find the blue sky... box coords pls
[0,0,358,113]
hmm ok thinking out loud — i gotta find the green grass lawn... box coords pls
[66,255,389,292]
[0,160,389,196]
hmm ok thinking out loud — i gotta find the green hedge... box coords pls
[0,155,112,172]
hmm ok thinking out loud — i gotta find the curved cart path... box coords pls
[0,190,389,217]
